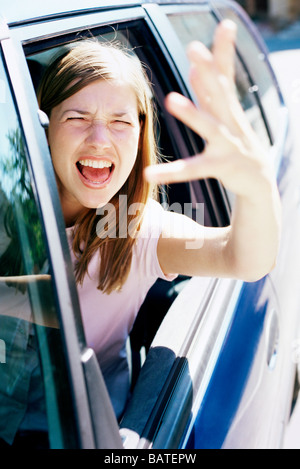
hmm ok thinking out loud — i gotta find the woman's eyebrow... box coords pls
[111,110,134,118]
[61,109,91,117]
[61,109,132,118]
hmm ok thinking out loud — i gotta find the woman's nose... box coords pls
[86,121,111,148]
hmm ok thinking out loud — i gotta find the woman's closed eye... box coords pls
[67,117,85,121]
[62,113,87,123]
[65,115,92,126]
[112,119,131,127]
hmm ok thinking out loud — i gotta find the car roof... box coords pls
[2,0,207,27]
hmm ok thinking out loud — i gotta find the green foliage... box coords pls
[0,127,47,279]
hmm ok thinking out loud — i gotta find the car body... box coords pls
[0,0,299,450]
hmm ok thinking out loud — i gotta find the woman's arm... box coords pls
[145,20,281,282]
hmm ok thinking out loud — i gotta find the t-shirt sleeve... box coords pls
[137,199,178,282]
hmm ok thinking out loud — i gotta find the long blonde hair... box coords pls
[38,40,158,293]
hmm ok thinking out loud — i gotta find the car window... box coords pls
[213,2,282,144]
[166,8,271,149]
[26,22,223,225]
[0,48,79,448]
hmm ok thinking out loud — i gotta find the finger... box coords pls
[186,41,223,111]
[186,38,236,121]
[212,20,237,84]
[165,92,217,142]
[186,23,248,134]
[144,154,215,185]
[212,21,256,134]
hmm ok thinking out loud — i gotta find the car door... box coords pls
[0,14,122,449]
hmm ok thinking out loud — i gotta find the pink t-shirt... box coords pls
[66,199,176,417]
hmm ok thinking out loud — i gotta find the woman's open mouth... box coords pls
[76,159,114,186]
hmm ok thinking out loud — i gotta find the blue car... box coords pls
[0,0,299,450]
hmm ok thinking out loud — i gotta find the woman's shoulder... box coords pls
[138,198,166,239]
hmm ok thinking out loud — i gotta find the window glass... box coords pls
[214,4,282,143]
[0,50,78,448]
[167,10,271,149]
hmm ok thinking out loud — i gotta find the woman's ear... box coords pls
[38,109,49,129]
[38,109,50,143]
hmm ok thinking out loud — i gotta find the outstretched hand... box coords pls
[144,20,273,199]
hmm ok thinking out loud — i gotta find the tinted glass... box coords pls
[214,4,282,143]
[167,10,271,149]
